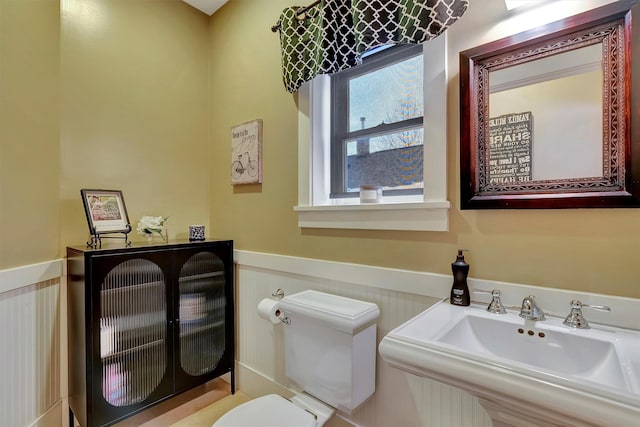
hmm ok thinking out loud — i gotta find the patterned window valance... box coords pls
[274,0,469,93]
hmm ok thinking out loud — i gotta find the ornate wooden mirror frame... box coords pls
[460,0,640,209]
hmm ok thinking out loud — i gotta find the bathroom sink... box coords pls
[379,300,640,426]
[437,313,628,390]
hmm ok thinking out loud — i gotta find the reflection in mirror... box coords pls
[489,45,603,181]
[460,0,640,209]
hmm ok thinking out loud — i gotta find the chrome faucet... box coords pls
[563,300,611,329]
[519,295,546,321]
[473,289,507,314]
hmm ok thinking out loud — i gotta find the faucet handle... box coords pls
[473,289,507,314]
[575,300,611,312]
[563,300,611,329]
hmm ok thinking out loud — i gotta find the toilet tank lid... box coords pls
[280,290,380,333]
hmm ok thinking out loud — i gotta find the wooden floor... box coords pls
[110,378,251,427]
[171,391,252,427]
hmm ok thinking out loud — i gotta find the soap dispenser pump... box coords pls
[450,249,470,306]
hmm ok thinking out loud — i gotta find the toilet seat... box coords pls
[212,394,317,427]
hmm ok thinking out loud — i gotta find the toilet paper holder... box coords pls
[270,289,290,324]
[280,314,291,325]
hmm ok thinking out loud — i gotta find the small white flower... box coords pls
[137,216,168,237]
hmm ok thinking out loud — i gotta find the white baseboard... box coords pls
[235,362,293,399]
[29,400,62,427]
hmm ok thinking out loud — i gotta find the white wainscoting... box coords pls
[0,260,62,427]
[234,250,640,426]
[234,251,494,427]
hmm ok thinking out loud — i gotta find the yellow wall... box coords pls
[209,0,640,299]
[1,0,210,267]
[2,0,639,299]
[0,0,60,267]
[58,0,210,250]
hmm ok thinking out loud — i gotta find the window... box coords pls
[331,45,425,199]
[295,35,450,231]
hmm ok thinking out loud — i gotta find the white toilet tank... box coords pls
[279,290,380,414]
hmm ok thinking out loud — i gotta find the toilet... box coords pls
[213,290,380,427]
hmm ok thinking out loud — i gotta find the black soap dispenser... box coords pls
[450,249,470,306]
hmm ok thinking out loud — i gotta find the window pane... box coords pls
[345,128,424,192]
[349,55,423,132]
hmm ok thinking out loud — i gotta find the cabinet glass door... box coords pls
[176,251,226,383]
[100,258,168,407]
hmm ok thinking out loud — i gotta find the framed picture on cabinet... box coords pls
[231,119,262,185]
[80,189,131,235]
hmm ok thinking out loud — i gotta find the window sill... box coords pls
[293,201,450,231]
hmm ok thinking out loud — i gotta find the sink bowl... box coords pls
[379,300,640,426]
[437,312,628,391]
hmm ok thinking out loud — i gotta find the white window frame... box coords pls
[294,34,450,231]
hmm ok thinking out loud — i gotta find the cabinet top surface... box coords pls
[67,239,232,255]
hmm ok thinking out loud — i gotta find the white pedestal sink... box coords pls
[379,300,640,426]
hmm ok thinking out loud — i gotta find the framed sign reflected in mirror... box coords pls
[460,0,640,209]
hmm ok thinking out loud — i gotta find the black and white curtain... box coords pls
[276,0,469,92]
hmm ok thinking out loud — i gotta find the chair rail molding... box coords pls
[234,250,640,330]
[0,259,63,294]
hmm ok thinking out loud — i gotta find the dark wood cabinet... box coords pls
[66,240,234,427]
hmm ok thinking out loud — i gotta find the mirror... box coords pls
[460,0,640,209]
